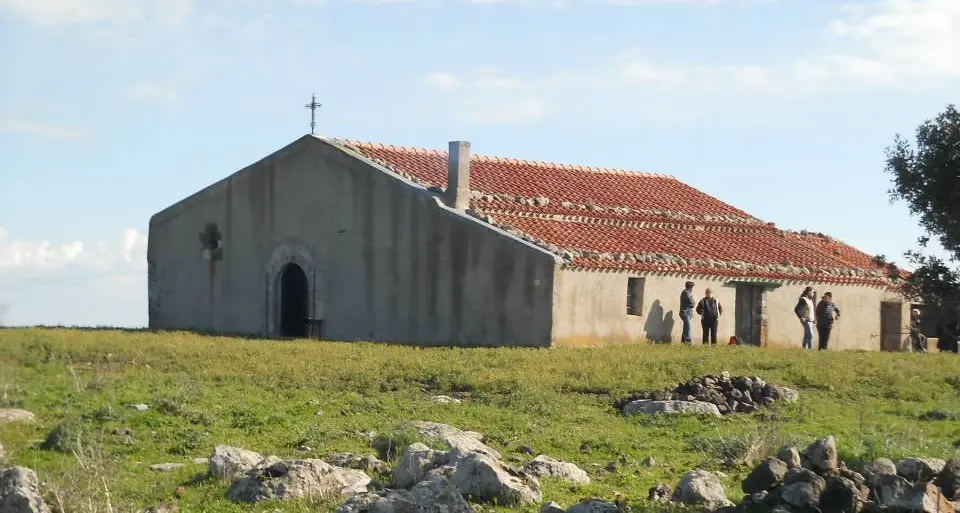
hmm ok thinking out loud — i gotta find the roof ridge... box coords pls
[331,138,677,180]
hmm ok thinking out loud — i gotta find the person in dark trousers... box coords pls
[680,281,696,344]
[909,309,928,353]
[815,291,840,350]
[696,288,723,345]
[793,286,816,350]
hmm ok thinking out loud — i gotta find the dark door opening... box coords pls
[280,263,308,338]
[735,284,763,345]
[880,301,903,351]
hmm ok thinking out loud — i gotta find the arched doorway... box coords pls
[280,263,308,338]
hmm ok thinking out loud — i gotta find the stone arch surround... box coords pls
[265,241,321,337]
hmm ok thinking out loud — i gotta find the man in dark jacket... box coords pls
[680,281,695,344]
[696,288,723,345]
[909,309,928,353]
[815,292,840,350]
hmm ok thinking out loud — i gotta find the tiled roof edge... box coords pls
[332,138,676,179]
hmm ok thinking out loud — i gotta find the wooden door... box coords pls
[880,301,903,352]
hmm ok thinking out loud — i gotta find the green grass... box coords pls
[0,328,958,512]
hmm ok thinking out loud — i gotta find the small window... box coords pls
[627,277,645,316]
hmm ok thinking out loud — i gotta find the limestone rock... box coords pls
[391,443,446,489]
[523,455,590,484]
[149,463,184,472]
[564,499,620,513]
[226,458,371,503]
[540,501,565,513]
[935,458,960,500]
[801,435,838,475]
[784,468,827,494]
[742,457,789,493]
[781,482,819,508]
[897,457,947,484]
[410,421,500,459]
[672,470,734,509]
[818,475,860,513]
[622,399,721,417]
[891,482,955,513]
[129,404,149,412]
[648,484,672,502]
[0,409,35,424]
[777,445,801,469]
[334,476,471,513]
[0,466,51,513]
[209,445,264,480]
[866,458,898,484]
[873,473,912,506]
[327,453,388,474]
[430,395,462,405]
[448,452,541,506]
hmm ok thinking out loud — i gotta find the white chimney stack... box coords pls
[443,140,471,211]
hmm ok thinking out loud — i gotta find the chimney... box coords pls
[443,140,471,211]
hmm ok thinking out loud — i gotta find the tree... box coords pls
[884,104,960,320]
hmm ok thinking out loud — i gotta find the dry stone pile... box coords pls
[0,466,51,513]
[733,435,959,512]
[616,372,800,417]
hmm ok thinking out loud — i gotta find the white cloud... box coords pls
[0,0,194,25]
[422,0,960,123]
[0,227,148,327]
[129,82,180,103]
[0,119,87,140]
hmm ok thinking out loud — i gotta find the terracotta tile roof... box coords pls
[334,138,901,287]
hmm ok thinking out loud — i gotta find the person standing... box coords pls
[696,288,723,345]
[793,286,816,349]
[910,309,928,353]
[680,281,696,344]
[815,291,840,350]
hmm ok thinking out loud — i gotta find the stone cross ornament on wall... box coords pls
[199,222,223,261]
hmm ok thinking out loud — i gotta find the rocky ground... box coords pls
[4,409,958,513]
[614,372,801,417]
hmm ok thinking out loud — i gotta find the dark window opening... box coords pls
[627,277,645,316]
[280,263,308,338]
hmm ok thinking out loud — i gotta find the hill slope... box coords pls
[0,328,958,511]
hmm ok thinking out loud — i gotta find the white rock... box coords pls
[430,395,462,405]
[565,499,620,513]
[0,466,51,513]
[226,458,371,503]
[622,399,722,417]
[129,404,149,412]
[672,470,734,509]
[334,476,471,513]
[0,409,35,424]
[149,463,184,472]
[410,421,500,459]
[448,452,542,506]
[209,445,264,480]
[391,443,446,489]
[896,457,947,483]
[523,455,590,484]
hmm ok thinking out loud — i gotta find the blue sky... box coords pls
[1,0,958,327]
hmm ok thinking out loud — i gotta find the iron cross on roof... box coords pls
[304,92,322,135]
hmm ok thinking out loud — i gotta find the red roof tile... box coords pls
[335,139,901,287]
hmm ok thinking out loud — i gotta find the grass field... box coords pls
[0,328,958,512]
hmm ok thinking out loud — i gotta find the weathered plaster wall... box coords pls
[148,136,557,346]
[551,270,911,351]
[551,271,739,346]
[765,284,911,351]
